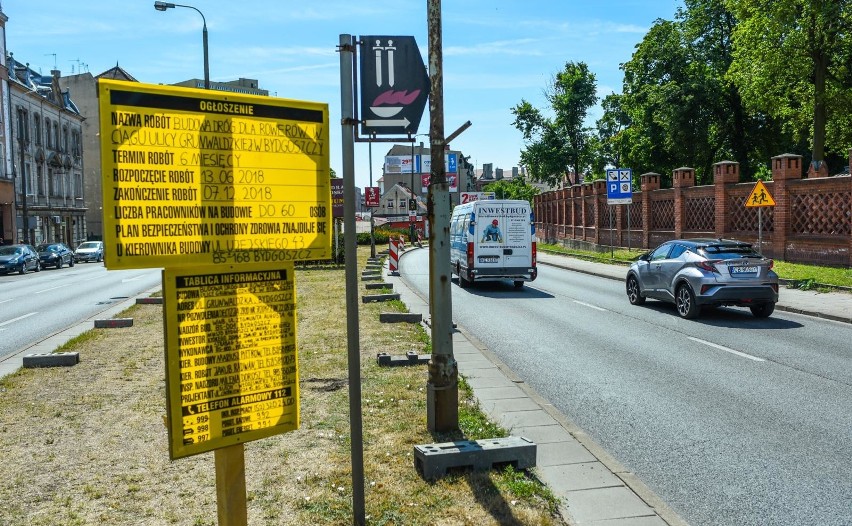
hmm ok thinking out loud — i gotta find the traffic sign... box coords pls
[359,36,430,135]
[606,168,633,204]
[745,180,776,207]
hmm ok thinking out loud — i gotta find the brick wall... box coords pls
[533,154,852,266]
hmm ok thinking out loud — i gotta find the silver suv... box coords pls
[626,238,779,319]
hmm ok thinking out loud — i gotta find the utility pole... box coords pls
[426,0,458,432]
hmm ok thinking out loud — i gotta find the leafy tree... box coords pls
[511,62,598,187]
[727,0,852,170]
[482,176,541,204]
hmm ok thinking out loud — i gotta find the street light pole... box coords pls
[154,1,210,90]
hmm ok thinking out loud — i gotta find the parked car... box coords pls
[35,242,75,269]
[0,244,41,274]
[74,241,104,263]
[625,238,779,319]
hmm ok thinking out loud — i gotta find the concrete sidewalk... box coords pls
[389,247,850,526]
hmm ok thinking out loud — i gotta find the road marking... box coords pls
[573,300,607,312]
[35,285,66,294]
[0,298,13,305]
[121,275,146,282]
[0,312,38,327]
[687,337,765,362]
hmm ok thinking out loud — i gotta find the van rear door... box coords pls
[474,202,532,271]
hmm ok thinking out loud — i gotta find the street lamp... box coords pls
[154,1,210,90]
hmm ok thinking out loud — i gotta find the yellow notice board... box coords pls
[99,79,331,269]
[163,263,299,460]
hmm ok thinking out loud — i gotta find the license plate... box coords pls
[730,266,758,274]
[478,256,499,263]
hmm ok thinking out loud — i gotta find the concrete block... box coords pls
[361,272,382,279]
[135,297,163,305]
[376,351,431,367]
[365,282,393,290]
[361,275,383,282]
[379,312,422,323]
[414,436,537,481]
[362,293,400,303]
[23,352,80,368]
[94,318,134,328]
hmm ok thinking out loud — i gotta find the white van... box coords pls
[450,199,537,288]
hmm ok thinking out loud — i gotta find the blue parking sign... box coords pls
[606,169,633,204]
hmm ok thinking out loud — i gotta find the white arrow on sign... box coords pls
[364,117,411,128]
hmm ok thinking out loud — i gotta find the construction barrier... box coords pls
[388,238,400,274]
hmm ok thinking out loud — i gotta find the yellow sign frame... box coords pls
[98,79,331,269]
[162,262,299,459]
[745,180,776,207]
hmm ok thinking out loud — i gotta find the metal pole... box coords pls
[627,204,631,253]
[758,207,762,254]
[426,0,458,432]
[410,140,416,242]
[338,33,366,525]
[202,20,210,89]
[609,205,614,258]
[369,140,375,258]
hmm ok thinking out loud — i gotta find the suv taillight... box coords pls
[696,260,720,273]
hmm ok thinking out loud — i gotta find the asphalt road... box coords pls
[0,262,162,358]
[401,249,851,526]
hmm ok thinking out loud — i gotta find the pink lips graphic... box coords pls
[372,89,421,106]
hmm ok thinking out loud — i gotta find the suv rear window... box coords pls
[699,245,761,260]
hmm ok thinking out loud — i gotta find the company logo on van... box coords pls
[479,207,528,215]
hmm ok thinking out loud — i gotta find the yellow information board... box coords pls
[163,263,299,459]
[98,79,331,269]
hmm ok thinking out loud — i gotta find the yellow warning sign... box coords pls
[163,262,299,459]
[98,79,331,269]
[745,180,776,207]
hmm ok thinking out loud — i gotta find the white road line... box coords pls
[688,336,765,362]
[0,312,38,327]
[121,275,146,282]
[35,285,66,294]
[0,298,13,305]
[573,300,607,312]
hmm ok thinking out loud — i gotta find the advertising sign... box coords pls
[98,79,331,269]
[365,186,380,207]
[460,192,495,204]
[359,36,430,135]
[163,263,299,459]
[383,155,418,174]
[331,178,344,218]
[420,173,458,193]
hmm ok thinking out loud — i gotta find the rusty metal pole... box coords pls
[426,0,458,432]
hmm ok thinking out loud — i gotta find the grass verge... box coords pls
[0,246,564,526]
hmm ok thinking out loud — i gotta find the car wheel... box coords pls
[19,263,27,275]
[626,275,646,305]
[750,303,775,318]
[457,264,469,288]
[676,283,701,319]
[69,257,75,267]
[513,280,524,288]
[56,259,63,269]
[35,261,41,272]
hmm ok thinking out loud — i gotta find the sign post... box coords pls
[606,169,633,257]
[745,180,776,254]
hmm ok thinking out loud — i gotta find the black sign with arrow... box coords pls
[359,35,430,135]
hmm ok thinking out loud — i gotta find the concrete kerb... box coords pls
[0,287,163,380]
[388,247,688,526]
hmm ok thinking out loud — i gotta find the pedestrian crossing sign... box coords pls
[745,180,776,207]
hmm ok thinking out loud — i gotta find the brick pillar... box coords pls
[672,167,695,239]
[713,161,739,238]
[770,154,802,260]
[806,159,829,178]
[640,173,661,249]
[560,188,569,239]
[592,179,607,245]
[571,185,582,240]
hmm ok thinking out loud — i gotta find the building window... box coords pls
[45,119,52,149]
[37,166,45,196]
[33,114,41,146]
[63,126,69,153]
[399,199,406,208]
[386,199,393,209]
[16,109,29,144]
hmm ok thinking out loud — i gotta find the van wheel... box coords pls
[513,280,524,288]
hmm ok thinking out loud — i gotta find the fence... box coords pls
[533,154,852,266]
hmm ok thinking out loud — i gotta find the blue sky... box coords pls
[4,0,682,189]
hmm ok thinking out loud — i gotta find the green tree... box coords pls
[727,0,852,170]
[511,62,598,187]
[482,176,541,204]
